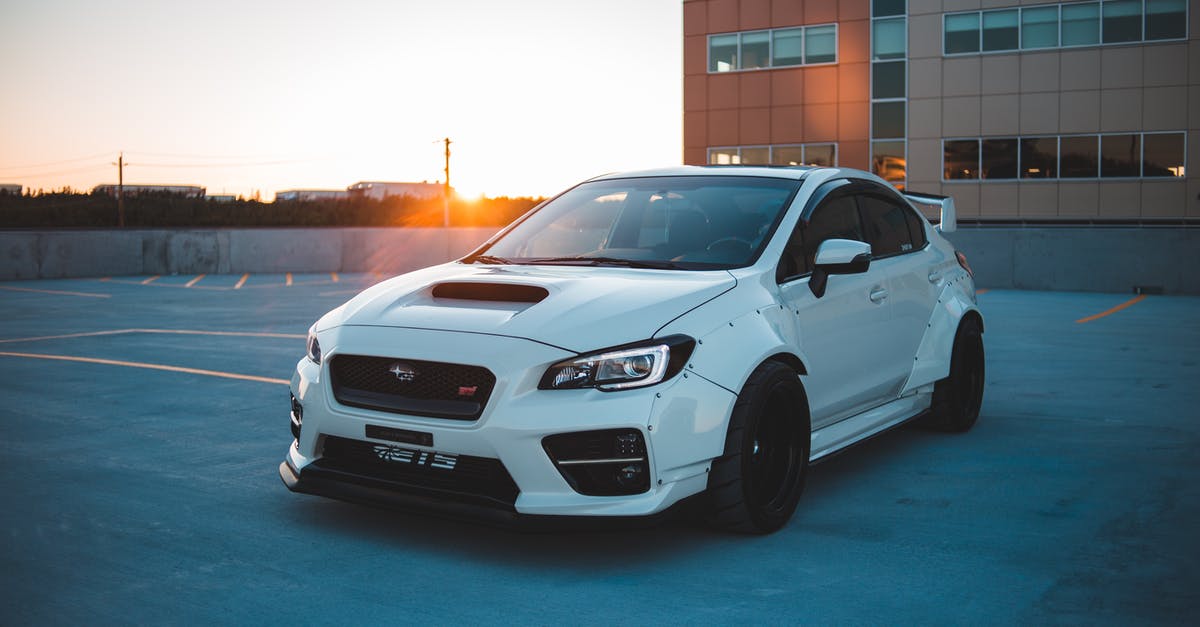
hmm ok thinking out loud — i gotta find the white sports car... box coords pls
[280,165,984,534]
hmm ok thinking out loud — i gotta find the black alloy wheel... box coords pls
[925,317,985,432]
[707,361,810,534]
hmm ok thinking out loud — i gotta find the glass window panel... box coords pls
[858,195,913,256]
[1061,2,1100,46]
[982,138,1019,179]
[740,146,771,165]
[1060,135,1099,178]
[872,102,906,139]
[945,13,981,54]
[709,34,738,72]
[873,17,906,60]
[804,195,865,269]
[873,140,907,188]
[982,9,1019,51]
[1146,0,1187,40]
[708,147,739,165]
[943,140,980,180]
[803,144,837,167]
[873,0,906,17]
[1102,0,1142,44]
[903,206,927,249]
[1142,133,1186,177]
[805,25,837,63]
[1020,137,1058,178]
[873,60,906,99]
[771,145,805,166]
[772,28,804,66]
[740,31,770,69]
[1100,134,1141,177]
[1021,6,1059,49]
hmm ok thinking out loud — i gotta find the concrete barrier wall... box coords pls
[0,226,1196,294]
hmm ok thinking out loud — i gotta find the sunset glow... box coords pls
[0,0,683,200]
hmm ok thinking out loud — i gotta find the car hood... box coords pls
[320,263,736,352]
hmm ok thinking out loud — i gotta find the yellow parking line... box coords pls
[1076,294,1147,324]
[0,328,305,344]
[0,351,288,386]
[331,272,340,283]
[976,288,990,295]
[0,285,111,298]
[185,274,206,287]
[234,273,249,289]
[141,275,161,285]
[0,329,137,344]
[99,277,112,282]
[285,272,293,286]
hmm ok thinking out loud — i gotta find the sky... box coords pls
[0,0,683,200]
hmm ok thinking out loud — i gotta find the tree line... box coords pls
[0,190,542,228]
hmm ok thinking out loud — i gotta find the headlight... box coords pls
[306,327,322,364]
[539,335,695,391]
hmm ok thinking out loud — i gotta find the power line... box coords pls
[124,150,296,161]
[134,159,312,168]
[0,151,114,171]
[8,163,111,179]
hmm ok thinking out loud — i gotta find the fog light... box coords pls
[290,393,303,440]
[615,463,645,488]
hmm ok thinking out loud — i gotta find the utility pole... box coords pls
[443,137,451,228]
[113,151,126,227]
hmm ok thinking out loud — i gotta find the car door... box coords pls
[776,187,896,429]
[855,186,945,392]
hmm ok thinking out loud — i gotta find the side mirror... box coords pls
[810,239,872,298]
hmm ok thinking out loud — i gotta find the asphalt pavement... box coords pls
[1,274,1197,624]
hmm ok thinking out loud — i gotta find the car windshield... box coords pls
[467,175,801,270]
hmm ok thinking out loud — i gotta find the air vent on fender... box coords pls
[431,282,549,303]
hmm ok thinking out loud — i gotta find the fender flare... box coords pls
[900,283,984,395]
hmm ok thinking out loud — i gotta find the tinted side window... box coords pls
[903,206,927,249]
[778,193,862,281]
[857,194,914,258]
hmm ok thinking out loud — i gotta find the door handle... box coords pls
[928,271,943,284]
[869,288,889,304]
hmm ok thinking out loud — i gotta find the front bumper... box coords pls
[284,325,737,518]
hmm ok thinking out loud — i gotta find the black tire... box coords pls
[924,317,985,433]
[707,361,810,534]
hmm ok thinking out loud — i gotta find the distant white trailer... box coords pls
[275,189,351,202]
[0,184,21,195]
[347,181,444,201]
[93,184,205,198]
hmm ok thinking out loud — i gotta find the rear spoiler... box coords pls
[903,192,956,233]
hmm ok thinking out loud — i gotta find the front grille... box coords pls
[314,435,519,508]
[329,355,496,420]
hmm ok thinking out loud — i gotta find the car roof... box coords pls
[587,164,881,184]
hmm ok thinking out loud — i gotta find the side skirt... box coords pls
[809,393,931,463]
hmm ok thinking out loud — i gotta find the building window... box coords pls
[944,133,1187,180]
[709,144,840,167]
[1061,2,1101,46]
[982,138,1019,179]
[1021,6,1059,49]
[740,31,771,69]
[871,102,906,139]
[1020,137,1058,178]
[772,28,804,66]
[1142,133,1186,177]
[1146,0,1187,40]
[873,0,906,18]
[873,18,907,60]
[708,24,838,72]
[805,25,837,64]
[1102,0,1143,43]
[945,0,1186,56]
[872,141,907,188]
[945,13,981,54]
[1100,134,1140,177]
[1060,135,1099,178]
[944,140,980,180]
[872,61,906,99]
[709,34,738,72]
[982,9,1019,52]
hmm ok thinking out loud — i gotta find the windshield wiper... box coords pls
[462,254,511,265]
[525,256,684,270]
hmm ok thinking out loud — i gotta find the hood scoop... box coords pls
[431,282,549,303]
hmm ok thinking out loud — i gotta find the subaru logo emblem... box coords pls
[388,362,417,382]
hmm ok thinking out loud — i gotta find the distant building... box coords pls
[348,181,444,200]
[275,189,351,202]
[207,194,238,203]
[93,184,205,198]
[0,184,21,195]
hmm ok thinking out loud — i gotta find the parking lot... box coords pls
[1,274,1197,624]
